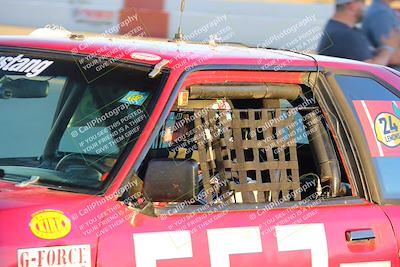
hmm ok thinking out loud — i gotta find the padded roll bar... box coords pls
[306,111,341,197]
[189,83,301,100]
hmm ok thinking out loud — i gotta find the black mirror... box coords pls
[0,78,49,99]
[143,159,199,202]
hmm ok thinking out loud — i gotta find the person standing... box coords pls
[318,0,400,65]
[362,0,400,65]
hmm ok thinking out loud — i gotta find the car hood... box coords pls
[0,181,103,266]
[0,180,93,210]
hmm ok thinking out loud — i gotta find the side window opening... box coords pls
[138,82,353,207]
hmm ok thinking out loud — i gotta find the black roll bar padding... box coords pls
[189,83,301,100]
[42,82,85,161]
[305,111,341,197]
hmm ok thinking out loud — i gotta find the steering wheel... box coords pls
[55,154,110,173]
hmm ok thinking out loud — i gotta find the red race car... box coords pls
[0,31,399,267]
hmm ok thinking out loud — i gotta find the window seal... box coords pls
[155,197,366,215]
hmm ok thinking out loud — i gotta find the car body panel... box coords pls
[0,35,400,267]
[382,206,400,257]
[0,182,99,267]
[95,203,399,267]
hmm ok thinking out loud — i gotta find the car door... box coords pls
[94,72,399,267]
[329,68,400,260]
[94,201,397,267]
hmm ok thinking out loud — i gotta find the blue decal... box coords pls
[120,91,149,106]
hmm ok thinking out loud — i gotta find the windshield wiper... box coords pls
[15,175,40,187]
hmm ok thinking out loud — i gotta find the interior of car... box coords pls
[136,81,352,207]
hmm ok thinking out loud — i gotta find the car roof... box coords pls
[0,34,383,72]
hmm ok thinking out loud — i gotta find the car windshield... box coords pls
[0,51,165,192]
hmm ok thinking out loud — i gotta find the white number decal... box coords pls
[133,224,391,267]
[340,262,391,267]
[207,227,262,267]
[133,230,192,267]
[276,223,328,267]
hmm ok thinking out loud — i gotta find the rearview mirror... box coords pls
[0,78,49,99]
[143,159,199,202]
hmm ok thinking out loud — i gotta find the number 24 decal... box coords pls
[133,223,391,267]
[379,116,398,134]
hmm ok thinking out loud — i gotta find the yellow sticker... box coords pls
[119,91,149,106]
[126,95,143,102]
[178,91,189,106]
[374,112,400,148]
[29,209,71,240]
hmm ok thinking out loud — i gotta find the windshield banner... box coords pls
[0,55,54,77]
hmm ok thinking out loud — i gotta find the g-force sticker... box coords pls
[29,209,71,240]
[18,245,91,267]
[0,55,54,77]
[354,100,400,157]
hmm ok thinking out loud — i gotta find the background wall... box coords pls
[0,0,334,50]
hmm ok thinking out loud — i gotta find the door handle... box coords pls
[346,229,375,242]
